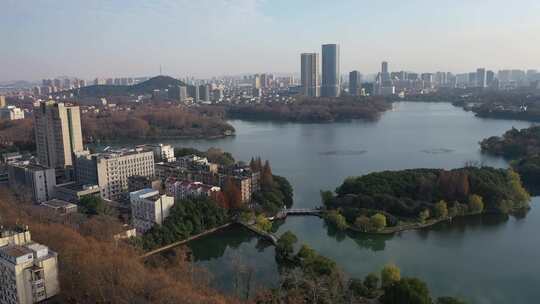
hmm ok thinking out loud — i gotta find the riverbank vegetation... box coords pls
[321,167,530,233]
[256,230,466,304]
[223,96,391,123]
[134,198,229,250]
[481,125,540,193]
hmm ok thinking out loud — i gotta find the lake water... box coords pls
[129,102,538,303]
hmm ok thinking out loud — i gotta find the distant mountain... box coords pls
[71,76,186,97]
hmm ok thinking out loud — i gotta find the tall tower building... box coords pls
[300,53,320,97]
[477,68,486,88]
[34,101,83,169]
[321,44,340,97]
[349,71,362,96]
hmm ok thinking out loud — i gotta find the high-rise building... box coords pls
[75,148,155,201]
[321,44,340,97]
[486,70,495,87]
[300,53,320,97]
[34,101,83,169]
[0,227,60,304]
[0,95,6,108]
[349,71,362,96]
[199,84,210,102]
[476,68,486,88]
[187,85,200,102]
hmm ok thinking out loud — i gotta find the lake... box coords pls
[126,102,537,303]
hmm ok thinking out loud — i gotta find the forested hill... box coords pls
[69,75,186,98]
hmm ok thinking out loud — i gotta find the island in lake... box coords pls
[321,166,530,233]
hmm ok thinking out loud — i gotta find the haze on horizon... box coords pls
[2,0,540,82]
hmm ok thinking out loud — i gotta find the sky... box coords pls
[2,0,540,82]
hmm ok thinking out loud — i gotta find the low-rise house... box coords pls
[53,182,100,203]
[40,199,78,215]
[129,188,174,234]
[0,227,60,304]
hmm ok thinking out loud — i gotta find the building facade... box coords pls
[0,228,60,304]
[7,163,56,203]
[75,148,155,201]
[34,101,83,169]
[300,53,320,97]
[349,71,362,96]
[0,106,25,120]
[129,188,174,234]
[321,44,340,97]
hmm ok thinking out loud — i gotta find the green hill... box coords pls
[70,75,186,97]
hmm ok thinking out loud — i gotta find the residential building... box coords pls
[300,53,320,97]
[0,95,5,108]
[34,101,83,169]
[129,188,174,234]
[138,143,175,163]
[7,163,56,203]
[0,227,60,304]
[187,85,200,102]
[199,84,210,102]
[349,71,362,96]
[165,177,220,201]
[128,175,161,193]
[0,106,24,120]
[321,44,340,97]
[477,68,486,88]
[75,148,155,201]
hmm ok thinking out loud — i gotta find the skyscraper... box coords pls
[34,101,83,169]
[321,44,340,97]
[349,71,362,96]
[300,53,320,97]
[476,68,486,88]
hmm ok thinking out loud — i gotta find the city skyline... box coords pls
[2,0,540,82]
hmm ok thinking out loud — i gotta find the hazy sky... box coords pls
[2,0,540,81]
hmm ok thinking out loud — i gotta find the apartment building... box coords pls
[75,148,155,201]
[0,227,60,304]
[165,177,220,201]
[0,106,25,120]
[129,188,174,234]
[138,144,175,163]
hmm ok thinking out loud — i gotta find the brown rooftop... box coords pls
[1,245,33,258]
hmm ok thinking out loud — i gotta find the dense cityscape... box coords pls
[2,1,540,304]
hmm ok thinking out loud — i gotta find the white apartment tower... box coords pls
[130,188,175,234]
[301,53,320,97]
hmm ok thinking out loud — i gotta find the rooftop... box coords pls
[0,245,33,258]
[41,199,77,209]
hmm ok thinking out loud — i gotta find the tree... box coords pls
[370,213,387,231]
[382,277,432,304]
[223,177,242,209]
[363,272,379,291]
[326,210,348,230]
[255,214,272,232]
[320,190,334,207]
[418,209,430,223]
[448,201,460,218]
[354,215,371,232]
[434,200,448,218]
[468,194,484,214]
[348,278,369,299]
[261,160,274,190]
[79,196,108,215]
[276,231,298,260]
[381,263,401,288]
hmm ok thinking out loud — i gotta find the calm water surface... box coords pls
[127,102,538,303]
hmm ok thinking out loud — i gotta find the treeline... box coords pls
[256,230,466,304]
[481,125,540,194]
[0,118,35,153]
[321,167,530,232]
[83,105,235,141]
[249,157,294,214]
[136,198,229,250]
[0,188,237,304]
[223,96,390,123]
